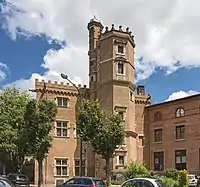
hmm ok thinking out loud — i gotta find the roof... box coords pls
[73,176,102,180]
[146,93,200,109]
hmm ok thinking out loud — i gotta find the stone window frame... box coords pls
[90,74,96,82]
[55,120,70,138]
[175,150,186,170]
[130,91,134,102]
[114,106,127,121]
[175,125,185,140]
[154,151,164,171]
[53,157,69,177]
[115,153,127,167]
[73,159,87,176]
[117,61,125,75]
[175,108,185,118]
[114,39,127,57]
[57,97,70,108]
[154,128,163,142]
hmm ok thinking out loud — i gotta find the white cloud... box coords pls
[0,62,9,82]
[165,90,200,102]
[1,0,200,89]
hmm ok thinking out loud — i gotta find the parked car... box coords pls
[57,177,106,187]
[121,178,165,187]
[0,176,15,187]
[188,174,198,187]
[7,173,30,187]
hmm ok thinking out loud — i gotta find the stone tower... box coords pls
[87,18,138,178]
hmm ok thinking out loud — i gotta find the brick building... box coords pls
[34,17,150,186]
[144,94,200,175]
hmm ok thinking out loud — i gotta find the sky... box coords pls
[0,0,199,103]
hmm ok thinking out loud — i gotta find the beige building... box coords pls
[34,17,150,186]
[144,94,200,175]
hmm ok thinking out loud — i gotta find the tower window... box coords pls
[117,62,124,74]
[90,75,96,82]
[118,45,124,54]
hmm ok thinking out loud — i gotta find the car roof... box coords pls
[71,177,103,180]
[122,178,159,184]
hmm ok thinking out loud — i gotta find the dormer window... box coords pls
[117,62,124,74]
[118,45,124,54]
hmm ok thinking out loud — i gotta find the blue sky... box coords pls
[0,0,199,103]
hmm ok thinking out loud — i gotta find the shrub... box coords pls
[123,161,151,180]
[162,177,179,187]
[164,168,179,180]
[178,170,189,187]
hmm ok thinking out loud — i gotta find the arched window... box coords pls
[175,108,185,117]
[154,112,162,122]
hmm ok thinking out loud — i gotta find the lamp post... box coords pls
[61,73,83,177]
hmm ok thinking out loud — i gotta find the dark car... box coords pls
[7,173,30,187]
[57,177,106,187]
[0,176,15,187]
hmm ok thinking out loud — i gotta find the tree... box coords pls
[0,86,30,173]
[24,99,57,187]
[77,100,125,184]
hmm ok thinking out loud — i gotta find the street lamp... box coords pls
[60,73,83,177]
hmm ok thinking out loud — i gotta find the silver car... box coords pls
[121,178,165,187]
[189,174,198,187]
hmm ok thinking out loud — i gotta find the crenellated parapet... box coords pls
[135,96,151,105]
[35,79,89,97]
[101,24,135,47]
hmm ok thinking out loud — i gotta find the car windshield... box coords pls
[189,175,195,179]
[15,175,28,181]
[93,180,105,186]
[155,179,165,187]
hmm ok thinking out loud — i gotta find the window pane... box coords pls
[56,180,64,186]
[75,160,79,166]
[117,63,124,74]
[63,129,67,137]
[62,122,68,128]
[82,167,86,176]
[56,159,62,165]
[62,166,67,176]
[118,46,124,54]
[82,160,86,167]
[57,98,62,106]
[57,122,62,127]
[75,167,79,176]
[119,156,124,165]
[63,98,68,106]
[56,166,61,176]
[62,159,67,165]
[56,128,62,137]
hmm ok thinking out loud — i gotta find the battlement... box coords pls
[101,24,135,46]
[35,79,88,96]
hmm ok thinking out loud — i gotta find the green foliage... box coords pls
[178,170,189,187]
[0,86,30,171]
[77,100,124,159]
[124,161,151,180]
[77,100,124,182]
[24,99,57,160]
[164,168,179,180]
[24,99,57,187]
[162,177,179,187]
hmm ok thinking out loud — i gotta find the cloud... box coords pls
[165,90,200,102]
[0,62,9,82]
[1,0,200,89]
